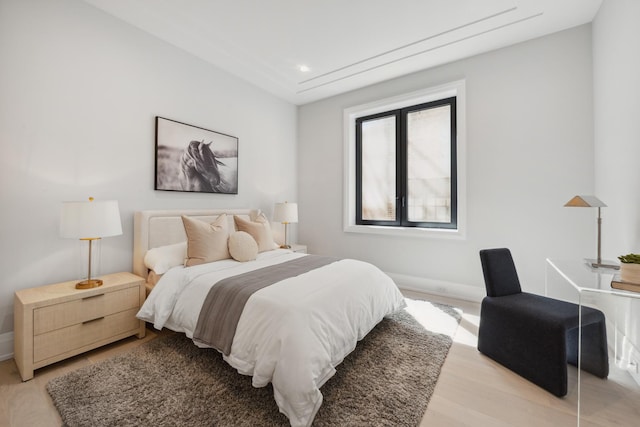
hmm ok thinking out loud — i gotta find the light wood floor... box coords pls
[1,292,639,426]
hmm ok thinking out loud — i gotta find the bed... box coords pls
[133,209,406,427]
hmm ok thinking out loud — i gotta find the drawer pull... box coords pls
[82,317,104,325]
[82,294,105,301]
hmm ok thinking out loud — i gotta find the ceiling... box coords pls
[82,0,602,105]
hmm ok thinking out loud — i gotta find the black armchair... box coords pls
[478,248,608,397]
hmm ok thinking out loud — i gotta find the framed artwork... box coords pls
[155,116,238,194]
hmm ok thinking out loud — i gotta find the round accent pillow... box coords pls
[228,231,259,262]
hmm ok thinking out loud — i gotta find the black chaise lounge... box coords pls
[478,248,609,397]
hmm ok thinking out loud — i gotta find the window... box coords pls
[356,97,456,229]
[344,80,465,239]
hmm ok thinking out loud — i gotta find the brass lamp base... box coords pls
[76,279,103,289]
[280,244,291,249]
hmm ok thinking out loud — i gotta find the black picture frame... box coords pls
[155,116,238,194]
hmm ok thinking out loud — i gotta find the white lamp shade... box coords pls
[60,199,123,239]
[273,202,298,223]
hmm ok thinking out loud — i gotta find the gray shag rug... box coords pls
[47,300,460,427]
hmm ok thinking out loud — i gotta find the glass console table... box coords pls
[545,259,640,426]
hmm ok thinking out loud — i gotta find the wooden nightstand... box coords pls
[290,244,307,254]
[14,272,146,381]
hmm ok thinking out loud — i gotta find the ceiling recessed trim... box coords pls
[296,12,544,95]
[298,6,518,86]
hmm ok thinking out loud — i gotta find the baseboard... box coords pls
[387,272,484,303]
[0,332,14,362]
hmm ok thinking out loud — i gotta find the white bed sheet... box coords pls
[137,249,406,427]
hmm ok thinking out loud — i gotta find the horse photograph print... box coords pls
[155,117,238,194]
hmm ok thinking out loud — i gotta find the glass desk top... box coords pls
[546,258,640,300]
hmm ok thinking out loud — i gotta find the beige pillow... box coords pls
[228,231,259,262]
[234,213,278,252]
[182,214,230,266]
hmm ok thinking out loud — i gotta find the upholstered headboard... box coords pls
[133,208,258,279]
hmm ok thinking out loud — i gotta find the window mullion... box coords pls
[398,110,407,226]
[393,110,402,226]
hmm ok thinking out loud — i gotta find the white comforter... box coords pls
[137,249,406,427]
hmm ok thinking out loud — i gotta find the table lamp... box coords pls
[273,202,298,249]
[564,195,619,269]
[60,197,123,288]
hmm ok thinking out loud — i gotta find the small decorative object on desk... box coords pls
[617,253,640,284]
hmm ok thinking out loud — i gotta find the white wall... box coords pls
[0,0,297,346]
[593,0,640,376]
[298,25,595,300]
[593,0,640,256]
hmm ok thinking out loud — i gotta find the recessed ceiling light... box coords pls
[298,64,311,73]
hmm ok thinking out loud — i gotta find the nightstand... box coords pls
[14,272,146,381]
[290,244,307,254]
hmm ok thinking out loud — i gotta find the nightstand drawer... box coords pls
[33,286,140,335]
[33,307,140,363]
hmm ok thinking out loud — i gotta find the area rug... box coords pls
[47,299,461,427]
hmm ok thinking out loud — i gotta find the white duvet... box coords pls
[137,249,406,427]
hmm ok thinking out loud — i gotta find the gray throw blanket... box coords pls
[193,255,338,355]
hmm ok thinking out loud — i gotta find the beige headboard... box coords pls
[133,208,258,279]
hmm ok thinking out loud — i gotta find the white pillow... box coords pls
[144,241,187,274]
[228,231,259,262]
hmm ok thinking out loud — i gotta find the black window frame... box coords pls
[355,96,457,229]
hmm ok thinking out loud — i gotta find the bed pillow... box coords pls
[182,214,230,266]
[143,241,187,275]
[234,213,278,252]
[228,231,259,262]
